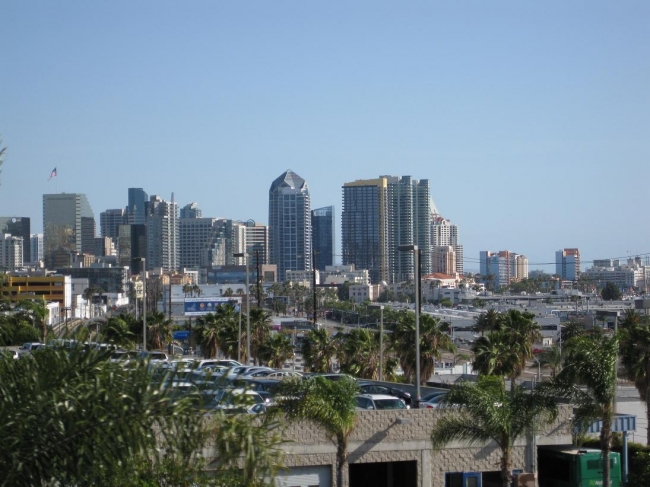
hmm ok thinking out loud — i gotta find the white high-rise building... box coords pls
[0,234,23,270]
[30,233,43,262]
[431,214,463,274]
[146,195,179,272]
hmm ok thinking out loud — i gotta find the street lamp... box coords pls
[234,252,250,364]
[134,258,147,351]
[369,304,384,381]
[398,244,421,406]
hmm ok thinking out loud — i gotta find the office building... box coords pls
[117,224,147,273]
[43,193,95,268]
[146,195,178,272]
[180,202,202,219]
[245,223,269,266]
[311,206,335,270]
[100,209,127,246]
[127,188,148,224]
[0,217,31,263]
[268,170,312,281]
[432,245,456,275]
[480,250,528,290]
[30,233,43,262]
[556,248,580,280]
[179,218,245,269]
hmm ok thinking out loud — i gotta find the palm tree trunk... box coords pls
[501,445,512,487]
[336,433,348,487]
[601,406,612,487]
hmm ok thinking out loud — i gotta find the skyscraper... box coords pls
[556,248,580,280]
[127,188,148,224]
[0,217,31,262]
[100,209,127,247]
[341,177,388,284]
[0,233,23,270]
[180,202,202,219]
[342,175,431,284]
[311,206,335,271]
[245,222,269,266]
[480,250,528,290]
[30,234,43,262]
[43,193,95,268]
[179,217,245,269]
[431,214,464,275]
[146,195,178,272]
[268,170,312,281]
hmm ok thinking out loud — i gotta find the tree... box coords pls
[258,332,294,368]
[538,345,563,377]
[249,307,272,364]
[601,282,622,301]
[276,376,359,487]
[102,314,136,348]
[546,333,619,487]
[620,322,650,445]
[14,299,48,343]
[195,312,221,359]
[301,328,337,373]
[338,328,380,379]
[474,308,499,336]
[389,311,454,385]
[430,378,557,487]
[146,311,172,351]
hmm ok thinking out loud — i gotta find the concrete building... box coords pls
[99,209,127,247]
[320,264,370,286]
[268,170,312,281]
[43,193,95,268]
[0,217,31,263]
[56,265,129,294]
[431,214,463,275]
[431,245,456,275]
[480,250,528,290]
[94,237,115,257]
[245,222,269,266]
[556,248,580,281]
[117,224,147,274]
[348,283,382,303]
[583,258,647,291]
[0,275,72,309]
[0,233,23,271]
[146,195,178,272]
[180,218,247,269]
[311,206,335,271]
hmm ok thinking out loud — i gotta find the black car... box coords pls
[357,381,412,407]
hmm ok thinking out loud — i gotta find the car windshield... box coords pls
[374,399,406,410]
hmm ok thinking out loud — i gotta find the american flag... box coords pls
[48,167,57,181]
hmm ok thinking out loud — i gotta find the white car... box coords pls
[355,394,408,411]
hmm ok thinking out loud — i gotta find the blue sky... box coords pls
[1,1,648,271]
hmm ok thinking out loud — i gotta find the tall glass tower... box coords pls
[311,206,335,271]
[268,170,312,281]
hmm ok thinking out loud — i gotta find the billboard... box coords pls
[184,297,241,316]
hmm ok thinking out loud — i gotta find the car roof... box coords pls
[358,394,400,401]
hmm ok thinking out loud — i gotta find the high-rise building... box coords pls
[146,195,178,272]
[431,214,464,275]
[127,188,148,224]
[245,223,268,266]
[0,233,23,270]
[180,203,202,219]
[556,248,581,280]
[432,245,456,275]
[0,217,31,263]
[480,250,528,290]
[43,193,95,268]
[311,206,335,271]
[30,233,43,262]
[342,175,431,284]
[94,237,115,257]
[268,170,312,281]
[341,177,388,284]
[179,218,246,269]
[100,209,127,247]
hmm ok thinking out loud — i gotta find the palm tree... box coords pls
[276,376,359,487]
[338,328,380,379]
[195,312,221,358]
[389,311,454,385]
[249,308,271,364]
[258,332,294,368]
[431,378,557,487]
[474,308,499,336]
[620,323,650,445]
[619,309,645,329]
[472,330,520,386]
[103,314,136,348]
[538,345,563,377]
[301,328,337,373]
[15,300,48,343]
[146,311,172,351]
[547,333,619,487]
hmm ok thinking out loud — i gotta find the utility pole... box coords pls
[255,250,261,307]
[312,251,318,327]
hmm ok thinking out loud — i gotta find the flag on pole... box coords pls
[48,167,57,181]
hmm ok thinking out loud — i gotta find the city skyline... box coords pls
[1,2,648,270]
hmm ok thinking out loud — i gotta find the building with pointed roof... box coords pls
[268,170,312,281]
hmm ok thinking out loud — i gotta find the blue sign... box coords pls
[173,331,190,340]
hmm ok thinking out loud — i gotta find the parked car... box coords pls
[355,394,408,411]
[357,381,412,407]
[1,349,18,360]
[419,392,451,409]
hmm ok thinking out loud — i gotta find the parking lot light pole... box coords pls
[398,244,421,406]
[134,258,147,352]
[234,252,250,364]
[369,304,384,381]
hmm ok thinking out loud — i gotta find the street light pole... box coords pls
[369,304,385,381]
[234,252,251,364]
[398,244,421,406]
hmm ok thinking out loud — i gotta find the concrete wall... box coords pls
[269,405,573,487]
